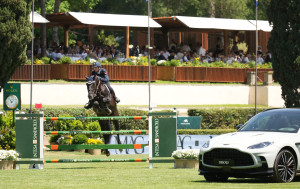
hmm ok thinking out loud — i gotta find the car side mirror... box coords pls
[235,124,243,130]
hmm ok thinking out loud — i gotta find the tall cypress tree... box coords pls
[267,0,300,107]
[0,0,32,91]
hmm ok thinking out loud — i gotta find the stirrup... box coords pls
[115,97,120,103]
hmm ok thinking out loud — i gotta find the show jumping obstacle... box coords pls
[15,110,177,169]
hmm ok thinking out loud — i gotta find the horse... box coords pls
[85,75,121,156]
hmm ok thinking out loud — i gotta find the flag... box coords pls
[255,0,258,7]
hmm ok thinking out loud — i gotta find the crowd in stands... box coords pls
[30,39,272,65]
[153,41,272,65]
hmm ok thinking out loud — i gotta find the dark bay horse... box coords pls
[85,76,121,156]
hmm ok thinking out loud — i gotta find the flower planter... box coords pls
[10,65,51,81]
[106,65,157,81]
[157,66,176,81]
[50,64,157,81]
[174,159,199,169]
[88,149,101,155]
[0,160,15,170]
[176,67,273,83]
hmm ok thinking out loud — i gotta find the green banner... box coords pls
[152,118,177,157]
[3,83,21,111]
[16,119,40,158]
[177,116,201,129]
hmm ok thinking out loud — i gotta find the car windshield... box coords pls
[239,109,300,133]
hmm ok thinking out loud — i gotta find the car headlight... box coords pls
[247,142,273,149]
[202,141,210,148]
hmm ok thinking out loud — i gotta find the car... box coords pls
[199,108,300,183]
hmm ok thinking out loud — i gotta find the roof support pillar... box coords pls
[178,32,182,46]
[125,26,130,58]
[202,33,208,52]
[63,25,70,47]
[89,25,94,46]
[224,30,229,56]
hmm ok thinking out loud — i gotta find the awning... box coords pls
[154,16,272,32]
[30,11,49,23]
[68,12,161,28]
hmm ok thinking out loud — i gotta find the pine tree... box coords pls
[268,0,300,107]
[0,0,32,91]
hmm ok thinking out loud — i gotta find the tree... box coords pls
[267,0,300,107]
[0,0,32,92]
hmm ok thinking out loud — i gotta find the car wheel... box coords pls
[204,174,228,182]
[273,149,296,183]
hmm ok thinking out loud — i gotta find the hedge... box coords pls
[188,108,268,129]
[177,129,236,135]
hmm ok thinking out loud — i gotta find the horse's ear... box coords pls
[85,75,90,80]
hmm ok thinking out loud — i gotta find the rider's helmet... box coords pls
[93,61,101,68]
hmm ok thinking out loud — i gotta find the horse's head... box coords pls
[85,75,97,100]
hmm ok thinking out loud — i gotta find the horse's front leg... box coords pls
[99,120,112,156]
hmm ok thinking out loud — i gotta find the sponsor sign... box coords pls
[177,116,201,129]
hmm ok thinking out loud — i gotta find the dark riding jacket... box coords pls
[91,68,115,94]
[91,68,109,83]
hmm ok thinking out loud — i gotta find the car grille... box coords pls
[203,148,254,166]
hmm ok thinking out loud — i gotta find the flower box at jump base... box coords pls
[14,111,177,169]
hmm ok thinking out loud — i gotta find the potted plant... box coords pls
[72,134,88,153]
[87,138,104,155]
[0,150,19,170]
[172,149,200,169]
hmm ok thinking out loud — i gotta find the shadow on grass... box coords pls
[56,167,105,170]
[191,176,300,183]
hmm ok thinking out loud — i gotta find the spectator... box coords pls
[162,48,170,60]
[243,54,252,63]
[265,51,272,63]
[168,51,176,60]
[198,43,206,58]
[158,51,166,60]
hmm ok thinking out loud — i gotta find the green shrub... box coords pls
[177,129,236,135]
[41,56,50,64]
[72,134,88,144]
[49,135,60,143]
[150,59,157,65]
[188,108,267,129]
[0,112,15,149]
[87,121,101,131]
[169,59,180,66]
[58,56,72,64]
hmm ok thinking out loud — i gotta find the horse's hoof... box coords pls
[105,151,110,157]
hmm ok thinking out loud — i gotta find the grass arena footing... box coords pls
[44,130,148,135]
[44,116,148,121]
[44,158,149,163]
[45,144,148,150]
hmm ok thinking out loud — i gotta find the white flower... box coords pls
[157,60,166,65]
[0,150,19,161]
[172,149,200,159]
[90,59,96,63]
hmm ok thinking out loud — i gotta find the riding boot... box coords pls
[84,100,93,109]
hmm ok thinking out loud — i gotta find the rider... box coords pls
[84,61,120,111]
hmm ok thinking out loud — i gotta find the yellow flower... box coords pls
[76,60,81,64]
[36,60,41,64]
[96,139,104,144]
[195,58,199,61]
[88,139,97,145]
[143,63,148,66]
